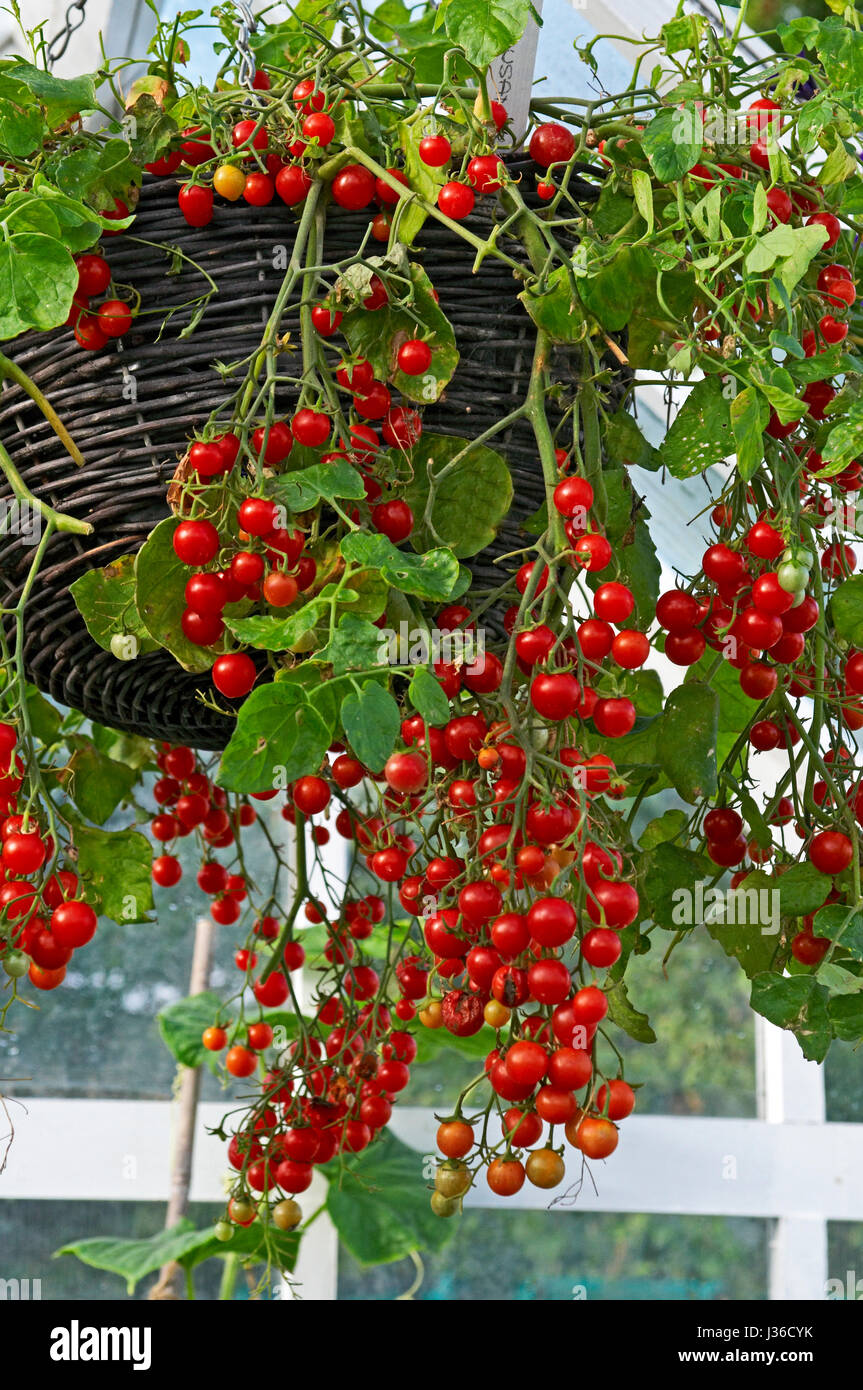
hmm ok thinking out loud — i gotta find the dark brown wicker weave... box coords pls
[0,156,612,749]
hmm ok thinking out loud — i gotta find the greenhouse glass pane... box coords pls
[826,1224,863,1300]
[338,1211,769,1300]
[824,1043,863,1125]
[0,1200,224,1301]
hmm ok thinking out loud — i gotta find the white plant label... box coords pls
[489,0,543,141]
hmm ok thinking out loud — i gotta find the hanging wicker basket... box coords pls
[0,157,617,749]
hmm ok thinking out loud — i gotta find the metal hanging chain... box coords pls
[46,0,91,68]
[46,0,258,85]
[233,0,258,91]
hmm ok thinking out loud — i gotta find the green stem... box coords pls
[0,352,86,468]
[218,1252,240,1301]
[0,440,93,535]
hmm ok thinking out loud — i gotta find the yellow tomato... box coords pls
[484,999,510,1029]
[214,164,246,201]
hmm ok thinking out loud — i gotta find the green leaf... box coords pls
[630,167,654,233]
[64,746,137,825]
[744,222,828,294]
[603,409,662,472]
[691,184,721,242]
[340,681,400,771]
[769,330,805,360]
[642,104,703,182]
[660,14,705,53]
[0,231,77,341]
[813,904,863,962]
[519,265,586,343]
[127,94,179,165]
[78,139,140,210]
[576,247,638,333]
[0,87,45,157]
[828,992,863,1043]
[815,962,863,995]
[748,363,807,425]
[659,376,732,478]
[12,182,101,252]
[820,131,858,186]
[640,809,688,850]
[268,458,365,513]
[0,61,97,121]
[612,534,661,627]
[158,990,223,1068]
[750,973,832,1062]
[585,715,662,782]
[397,119,446,244]
[659,682,718,803]
[340,531,460,600]
[817,21,863,93]
[441,0,533,68]
[55,1216,299,1295]
[605,978,656,1044]
[217,683,332,793]
[32,172,135,233]
[227,606,327,651]
[751,181,768,235]
[339,262,458,403]
[400,433,512,557]
[323,1130,454,1266]
[54,1222,219,1297]
[626,668,665,717]
[135,518,215,673]
[411,1019,492,1065]
[89,722,154,771]
[730,385,769,481]
[591,183,637,237]
[639,842,714,930]
[820,397,863,472]
[319,613,386,674]
[704,872,781,979]
[24,686,61,745]
[408,665,450,726]
[776,861,832,917]
[72,820,154,923]
[70,555,159,656]
[829,574,863,646]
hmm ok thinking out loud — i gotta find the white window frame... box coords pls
[1,0,859,1306]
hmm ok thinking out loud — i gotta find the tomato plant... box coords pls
[2,0,863,1295]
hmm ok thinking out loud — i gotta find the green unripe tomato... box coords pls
[434,1161,471,1199]
[272,1199,302,1231]
[430,1191,461,1218]
[777,561,809,593]
[781,546,813,570]
[2,948,29,979]
[214,1220,233,1243]
[110,633,139,661]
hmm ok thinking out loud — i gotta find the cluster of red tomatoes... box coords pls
[699,796,857,970]
[0,723,99,993]
[158,77,574,232]
[144,744,422,1233]
[211,1001,417,1237]
[656,516,819,709]
[66,249,134,351]
[241,581,642,1204]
